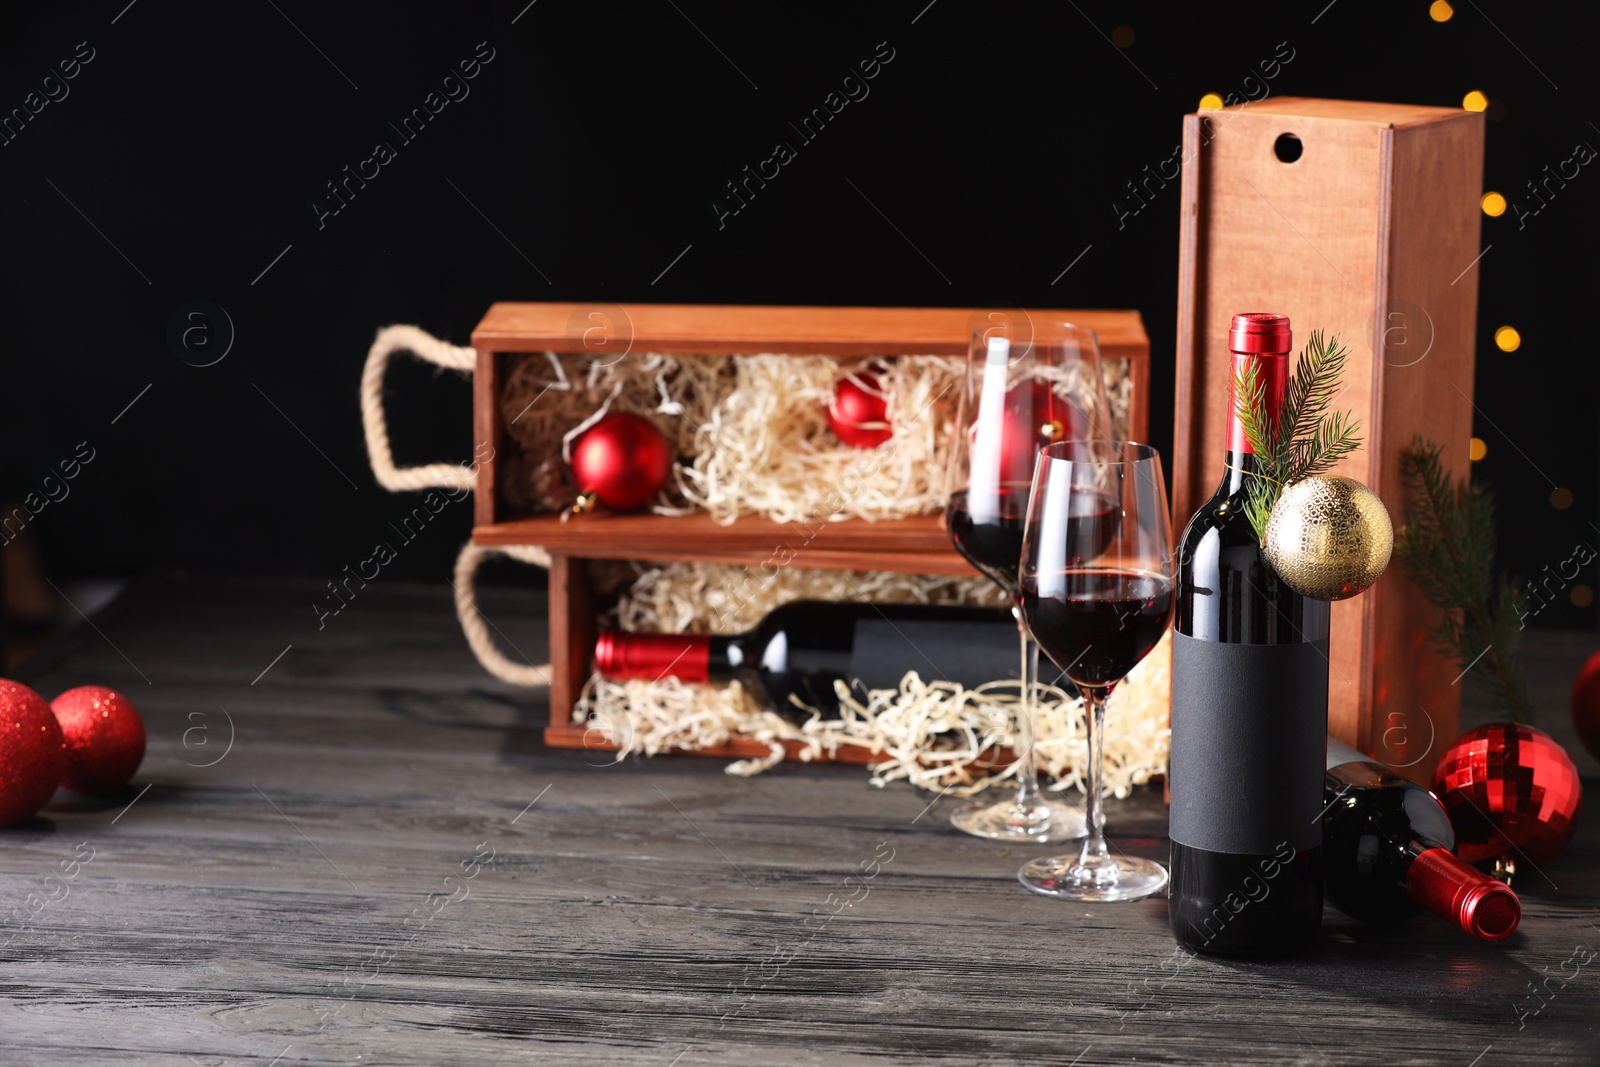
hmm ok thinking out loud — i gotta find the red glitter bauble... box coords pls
[1570,648,1600,762]
[570,412,672,512]
[1432,722,1583,867]
[51,686,147,795]
[827,373,893,449]
[0,679,66,826]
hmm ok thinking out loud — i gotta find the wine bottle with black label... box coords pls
[594,601,1016,716]
[1168,313,1331,957]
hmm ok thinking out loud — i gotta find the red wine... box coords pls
[950,487,1120,599]
[594,600,1015,716]
[1169,313,1331,957]
[948,487,1029,597]
[1323,738,1520,941]
[1021,570,1173,688]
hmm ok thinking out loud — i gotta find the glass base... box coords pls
[950,797,1085,844]
[1017,852,1169,902]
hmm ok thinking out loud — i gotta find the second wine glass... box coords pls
[944,319,1112,843]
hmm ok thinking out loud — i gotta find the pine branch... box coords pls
[1232,357,1282,541]
[1278,330,1351,463]
[1292,409,1363,479]
[1230,330,1362,542]
[1231,357,1272,458]
[1397,438,1538,723]
[1243,480,1277,541]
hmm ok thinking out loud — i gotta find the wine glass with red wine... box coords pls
[944,318,1113,843]
[1017,440,1174,901]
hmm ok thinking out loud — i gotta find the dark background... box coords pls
[1,0,1595,627]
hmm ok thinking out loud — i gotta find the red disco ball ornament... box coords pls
[1432,722,1582,868]
[827,372,893,449]
[0,679,66,827]
[1570,648,1600,762]
[570,412,672,512]
[51,686,147,795]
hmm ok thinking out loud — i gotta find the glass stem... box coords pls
[1076,686,1114,877]
[1010,607,1045,818]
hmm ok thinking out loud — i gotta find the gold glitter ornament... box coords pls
[1262,475,1393,601]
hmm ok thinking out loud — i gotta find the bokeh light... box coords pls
[1495,326,1521,352]
[1463,90,1489,112]
[1481,191,1507,217]
[1199,93,1224,110]
[1572,585,1594,608]
[1469,437,1488,461]
[1551,487,1574,510]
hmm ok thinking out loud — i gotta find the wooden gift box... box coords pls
[470,303,1150,760]
[1172,97,1486,775]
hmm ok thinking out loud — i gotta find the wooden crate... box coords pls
[1172,97,1485,775]
[469,303,1150,758]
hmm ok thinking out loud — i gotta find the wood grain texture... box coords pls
[1361,112,1485,770]
[472,345,500,530]
[1229,96,1472,129]
[2,575,1595,1065]
[546,554,593,737]
[1171,98,1484,775]
[471,303,1149,364]
[473,512,977,577]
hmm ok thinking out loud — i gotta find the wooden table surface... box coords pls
[3,574,1597,1066]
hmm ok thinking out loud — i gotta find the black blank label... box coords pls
[851,619,1017,691]
[1169,632,1328,854]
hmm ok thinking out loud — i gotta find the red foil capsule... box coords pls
[1229,312,1293,354]
[1406,847,1521,942]
[1227,313,1292,455]
[594,632,712,683]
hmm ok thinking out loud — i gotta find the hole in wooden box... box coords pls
[1274,132,1304,163]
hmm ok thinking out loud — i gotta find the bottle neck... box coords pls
[594,631,718,684]
[1226,349,1290,457]
[1218,449,1260,498]
[1406,847,1521,942]
[706,635,741,678]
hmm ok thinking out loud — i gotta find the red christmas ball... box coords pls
[1570,648,1600,762]
[0,679,66,826]
[1432,722,1583,867]
[570,412,672,512]
[827,372,893,449]
[971,380,1092,484]
[51,686,146,795]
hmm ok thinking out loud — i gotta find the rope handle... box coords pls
[453,542,554,687]
[361,325,478,491]
[360,324,555,687]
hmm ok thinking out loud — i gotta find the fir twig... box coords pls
[1397,438,1537,723]
[1230,330,1362,542]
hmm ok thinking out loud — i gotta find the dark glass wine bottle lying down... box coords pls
[1323,737,1520,942]
[594,600,1020,715]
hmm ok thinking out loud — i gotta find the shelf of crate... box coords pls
[470,303,1150,529]
[470,511,977,577]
